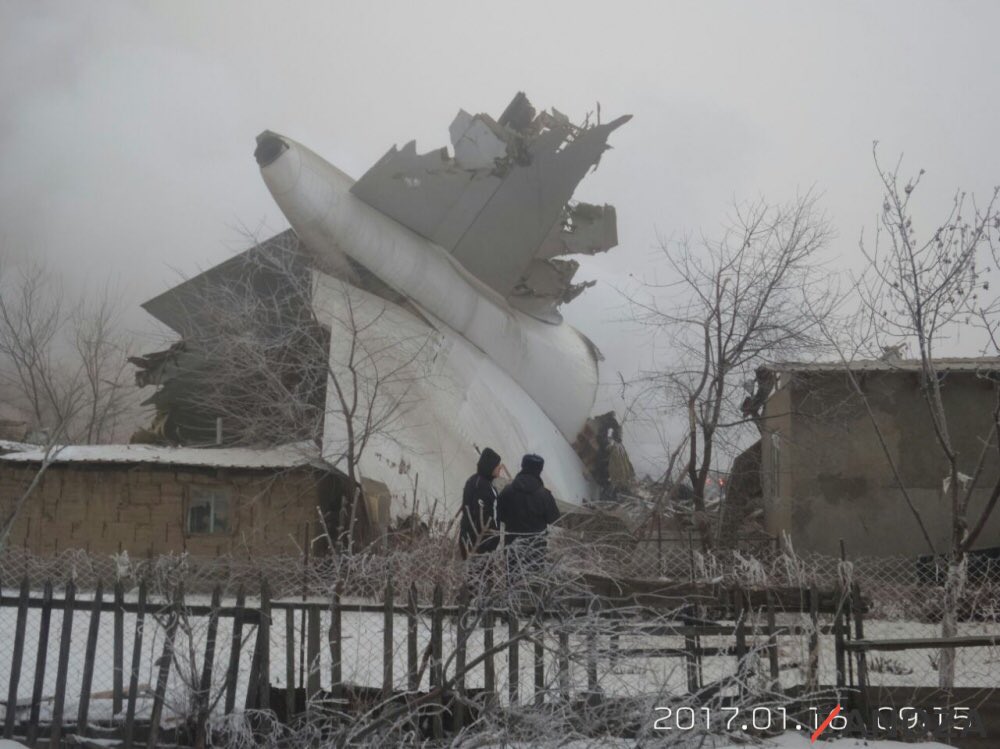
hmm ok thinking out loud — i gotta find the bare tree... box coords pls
[837,146,1000,686]
[0,260,137,444]
[627,193,835,548]
[0,260,138,550]
[74,284,136,443]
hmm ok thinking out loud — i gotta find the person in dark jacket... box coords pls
[496,454,560,574]
[459,447,503,559]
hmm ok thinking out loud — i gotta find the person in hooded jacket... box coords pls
[496,453,560,573]
[459,447,503,559]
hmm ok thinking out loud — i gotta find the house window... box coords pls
[187,486,231,535]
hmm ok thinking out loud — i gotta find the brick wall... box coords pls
[0,462,325,558]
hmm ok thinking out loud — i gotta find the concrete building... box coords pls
[759,358,1000,557]
[0,443,380,558]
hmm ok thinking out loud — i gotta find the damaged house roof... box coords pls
[766,357,1000,375]
[0,441,322,470]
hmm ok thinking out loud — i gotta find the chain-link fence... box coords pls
[2,537,999,744]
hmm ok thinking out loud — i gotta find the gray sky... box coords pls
[3,1,1000,467]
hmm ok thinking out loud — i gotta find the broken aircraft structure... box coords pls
[134,93,632,525]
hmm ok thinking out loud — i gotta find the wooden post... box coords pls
[406,583,418,691]
[508,613,519,705]
[76,580,105,736]
[123,580,147,749]
[148,584,182,749]
[430,583,443,741]
[196,587,222,747]
[26,581,54,747]
[329,586,342,697]
[766,589,780,692]
[807,584,819,690]
[113,580,125,717]
[383,581,394,703]
[50,579,76,749]
[454,585,468,730]
[284,607,296,721]
[3,576,30,739]
[224,586,245,715]
[306,607,320,704]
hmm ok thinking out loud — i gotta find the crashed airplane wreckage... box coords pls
[132,93,632,529]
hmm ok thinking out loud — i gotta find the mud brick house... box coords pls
[757,357,1000,557]
[0,442,374,558]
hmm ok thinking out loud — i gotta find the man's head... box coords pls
[477,447,502,478]
[521,453,544,477]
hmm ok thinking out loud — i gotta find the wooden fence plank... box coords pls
[329,586,342,698]
[223,586,245,715]
[430,583,443,741]
[257,581,272,712]
[586,628,598,694]
[454,585,468,730]
[3,577,30,739]
[483,609,495,701]
[508,614,519,705]
[246,588,267,711]
[382,581,394,703]
[306,606,320,703]
[852,582,868,714]
[113,581,124,717]
[26,580,54,747]
[807,584,819,690]
[834,586,846,689]
[49,579,76,749]
[284,607,296,721]
[766,589,780,691]
[123,580,147,749]
[196,587,222,747]
[558,627,570,702]
[76,580,105,736]
[147,585,182,749]
[406,583,418,691]
[533,620,544,708]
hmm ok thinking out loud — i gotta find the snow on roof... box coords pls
[767,356,1000,374]
[0,441,323,470]
[0,440,35,454]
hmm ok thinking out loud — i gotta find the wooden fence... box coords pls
[0,576,867,747]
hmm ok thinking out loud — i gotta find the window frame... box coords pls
[185,485,232,536]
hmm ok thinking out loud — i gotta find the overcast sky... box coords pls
[3,1,999,466]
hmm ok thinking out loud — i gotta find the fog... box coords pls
[3,1,999,469]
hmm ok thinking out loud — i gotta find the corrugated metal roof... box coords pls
[766,357,1000,374]
[0,441,322,469]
